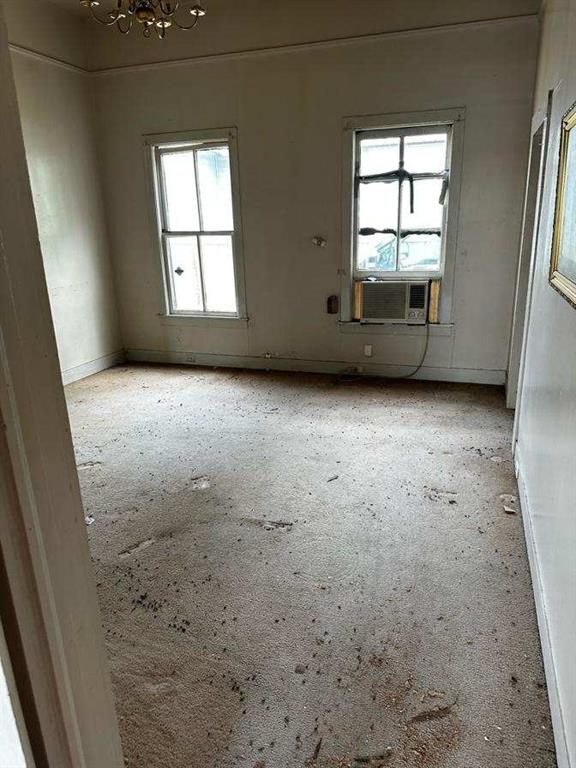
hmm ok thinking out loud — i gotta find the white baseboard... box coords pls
[61,350,125,385]
[125,348,505,385]
[515,446,571,768]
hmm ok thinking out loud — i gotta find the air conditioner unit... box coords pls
[354,280,429,324]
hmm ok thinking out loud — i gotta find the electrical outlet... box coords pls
[364,344,373,358]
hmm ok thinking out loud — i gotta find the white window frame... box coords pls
[341,108,465,325]
[353,124,450,280]
[146,127,247,321]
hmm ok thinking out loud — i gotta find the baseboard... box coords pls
[125,348,505,385]
[515,446,571,768]
[61,350,125,385]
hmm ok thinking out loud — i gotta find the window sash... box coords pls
[154,141,239,316]
[353,126,451,277]
[163,232,237,315]
[157,142,233,235]
[357,124,449,141]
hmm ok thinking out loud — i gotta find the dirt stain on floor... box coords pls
[67,366,557,768]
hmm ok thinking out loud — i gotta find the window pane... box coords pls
[404,133,448,173]
[166,236,203,311]
[399,234,441,271]
[357,180,398,271]
[357,234,397,271]
[161,151,200,232]
[399,178,444,272]
[359,136,400,175]
[358,181,398,231]
[200,235,237,313]
[197,146,234,231]
[402,178,444,229]
[558,126,576,282]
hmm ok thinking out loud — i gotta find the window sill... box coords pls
[338,321,454,336]
[354,273,443,281]
[159,314,249,329]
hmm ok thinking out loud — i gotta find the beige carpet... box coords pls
[66,365,556,768]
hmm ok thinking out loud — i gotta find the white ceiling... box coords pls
[44,0,87,16]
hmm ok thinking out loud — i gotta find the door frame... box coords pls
[507,115,548,409]
[0,6,123,766]
[512,90,554,447]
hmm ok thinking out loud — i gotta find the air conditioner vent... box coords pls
[409,283,427,310]
[355,280,429,324]
[363,282,406,319]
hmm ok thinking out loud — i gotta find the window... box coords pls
[354,125,451,277]
[151,132,243,316]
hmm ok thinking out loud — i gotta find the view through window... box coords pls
[155,139,239,315]
[355,126,451,276]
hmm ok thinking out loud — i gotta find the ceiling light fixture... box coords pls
[80,0,206,39]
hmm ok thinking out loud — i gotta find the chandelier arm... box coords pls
[158,0,179,16]
[86,3,126,26]
[172,12,200,30]
[116,13,134,33]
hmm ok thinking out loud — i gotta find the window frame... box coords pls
[146,127,247,320]
[353,124,451,280]
[341,108,465,325]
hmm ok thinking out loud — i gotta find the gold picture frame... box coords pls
[550,102,576,307]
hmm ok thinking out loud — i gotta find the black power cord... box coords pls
[335,322,431,383]
[402,321,430,379]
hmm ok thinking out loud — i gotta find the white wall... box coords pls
[5,0,123,383]
[3,2,539,384]
[12,51,122,382]
[94,15,538,382]
[514,1,576,766]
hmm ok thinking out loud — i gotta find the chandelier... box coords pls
[80,0,206,38]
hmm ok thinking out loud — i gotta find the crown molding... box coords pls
[8,43,88,74]
[91,13,538,76]
[9,12,538,77]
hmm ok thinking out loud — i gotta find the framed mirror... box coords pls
[550,101,576,307]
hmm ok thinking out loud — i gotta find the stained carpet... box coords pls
[66,365,556,768]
